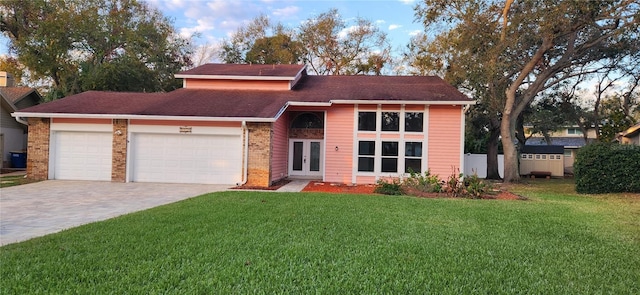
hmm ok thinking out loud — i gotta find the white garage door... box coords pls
[131,133,242,184]
[54,131,113,181]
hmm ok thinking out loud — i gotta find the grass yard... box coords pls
[1,179,638,294]
[0,174,37,188]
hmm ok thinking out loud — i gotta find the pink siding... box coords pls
[356,176,376,184]
[427,105,463,179]
[404,134,424,140]
[324,105,355,183]
[185,79,291,90]
[379,134,401,140]
[271,113,289,182]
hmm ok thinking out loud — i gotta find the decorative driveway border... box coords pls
[0,180,230,246]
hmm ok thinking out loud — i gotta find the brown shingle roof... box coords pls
[0,87,36,104]
[17,75,472,119]
[177,63,305,78]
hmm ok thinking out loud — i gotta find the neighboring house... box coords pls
[618,123,640,145]
[523,126,596,174]
[13,64,473,186]
[1,72,41,168]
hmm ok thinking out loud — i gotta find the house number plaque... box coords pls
[179,126,192,134]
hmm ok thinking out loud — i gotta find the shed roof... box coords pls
[526,137,589,148]
[521,145,565,154]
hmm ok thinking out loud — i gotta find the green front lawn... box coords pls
[1,179,638,294]
[0,174,37,188]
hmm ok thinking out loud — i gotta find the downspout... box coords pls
[15,116,28,126]
[239,121,249,186]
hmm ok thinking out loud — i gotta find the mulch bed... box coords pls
[302,181,526,200]
[232,179,291,190]
[302,181,376,194]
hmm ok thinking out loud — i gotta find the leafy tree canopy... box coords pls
[221,8,392,75]
[414,0,640,182]
[0,0,193,99]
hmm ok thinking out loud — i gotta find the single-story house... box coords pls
[12,64,473,186]
[1,72,41,168]
[520,145,564,177]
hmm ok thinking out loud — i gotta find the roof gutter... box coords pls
[11,112,277,123]
[330,99,476,105]
[15,116,28,126]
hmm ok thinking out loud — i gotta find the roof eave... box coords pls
[11,112,276,123]
[330,99,476,105]
[174,74,297,81]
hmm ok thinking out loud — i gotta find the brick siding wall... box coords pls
[26,118,50,180]
[111,119,128,182]
[246,122,272,187]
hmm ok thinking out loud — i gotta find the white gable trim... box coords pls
[11,112,276,123]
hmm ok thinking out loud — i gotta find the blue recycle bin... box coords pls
[10,151,27,168]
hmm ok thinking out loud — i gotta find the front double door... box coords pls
[289,139,323,177]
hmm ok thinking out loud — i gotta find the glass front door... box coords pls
[289,139,323,177]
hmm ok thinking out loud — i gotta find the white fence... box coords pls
[463,154,504,178]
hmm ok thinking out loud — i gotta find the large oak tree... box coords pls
[414,0,640,182]
[1,0,192,99]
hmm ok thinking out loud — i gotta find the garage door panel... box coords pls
[131,133,242,184]
[54,132,112,181]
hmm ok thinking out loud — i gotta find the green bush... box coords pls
[374,178,403,195]
[403,169,443,193]
[574,142,640,194]
[464,174,494,199]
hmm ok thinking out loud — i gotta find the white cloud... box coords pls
[272,5,300,17]
[408,29,422,36]
[179,18,216,38]
[398,0,415,5]
[376,19,386,25]
[388,24,402,30]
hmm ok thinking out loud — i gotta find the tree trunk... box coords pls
[485,118,502,180]
[501,88,521,183]
[501,114,520,182]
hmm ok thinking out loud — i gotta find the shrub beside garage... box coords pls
[574,142,640,194]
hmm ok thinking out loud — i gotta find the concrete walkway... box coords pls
[0,180,229,246]
[276,180,310,192]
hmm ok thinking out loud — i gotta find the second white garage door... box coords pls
[130,133,242,184]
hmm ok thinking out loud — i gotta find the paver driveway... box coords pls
[0,180,229,246]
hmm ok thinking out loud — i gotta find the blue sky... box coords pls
[148,0,422,57]
[1,0,423,61]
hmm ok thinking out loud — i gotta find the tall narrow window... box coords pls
[381,112,399,131]
[381,141,398,172]
[358,112,376,131]
[405,112,423,132]
[405,142,422,173]
[358,141,375,172]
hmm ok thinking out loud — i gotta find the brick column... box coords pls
[246,122,273,187]
[26,118,50,180]
[112,119,128,182]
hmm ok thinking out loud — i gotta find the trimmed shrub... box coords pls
[574,142,640,194]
